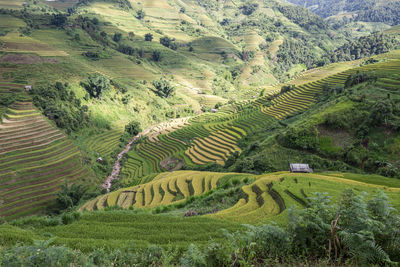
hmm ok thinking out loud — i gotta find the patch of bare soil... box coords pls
[318,125,353,147]
[0,54,59,64]
[160,157,184,171]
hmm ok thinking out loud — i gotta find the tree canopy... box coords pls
[152,78,175,98]
[80,73,111,99]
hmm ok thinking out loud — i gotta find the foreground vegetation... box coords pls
[1,186,399,266]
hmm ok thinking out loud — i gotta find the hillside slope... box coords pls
[0,101,95,219]
[118,50,400,185]
[286,0,400,25]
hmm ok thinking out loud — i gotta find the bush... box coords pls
[369,99,393,126]
[0,93,17,106]
[180,244,206,267]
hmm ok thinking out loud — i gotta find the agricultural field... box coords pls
[81,170,400,226]
[121,53,400,183]
[0,211,244,251]
[81,129,123,157]
[0,101,95,220]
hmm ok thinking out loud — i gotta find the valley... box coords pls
[0,0,400,266]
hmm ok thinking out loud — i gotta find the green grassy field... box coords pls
[0,211,243,251]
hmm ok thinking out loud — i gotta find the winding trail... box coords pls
[102,124,157,191]
[102,117,191,191]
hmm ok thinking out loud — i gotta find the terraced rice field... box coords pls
[258,59,400,119]
[84,129,123,157]
[81,171,236,211]
[81,171,400,224]
[0,83,24,99]
[0,102,94,219]
[147,117,190,143]
[122,58,400,182]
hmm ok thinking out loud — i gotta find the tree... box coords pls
[56,184,89,211]
[125,121,141,136]
[128,31,135,40]
[180,7,186,13]
[152,50,161,61]
[239,2,258,15]
[51,14,67,27]
[145,33,153,42]
[281,85,295,94]
[80,73,111,98]
[113,33,122,42]
[152,78,175,98]
[136,9,145,19]
[369,100,393,126]
[345,71,377,88]
[160,36,171,48]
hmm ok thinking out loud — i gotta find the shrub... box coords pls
[369,99,393,126]
[169,42,178,50]
[180,244,206,267]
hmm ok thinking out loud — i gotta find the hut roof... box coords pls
[290,163,313,173]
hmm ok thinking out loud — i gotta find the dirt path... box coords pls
[102,124,156,191]
[102,117,193,191]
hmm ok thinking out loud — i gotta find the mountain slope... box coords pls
[117,50,400,185]
[0,101,95,219]
[286,0,400,25]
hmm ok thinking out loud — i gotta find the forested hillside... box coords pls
[287,0,400,25]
